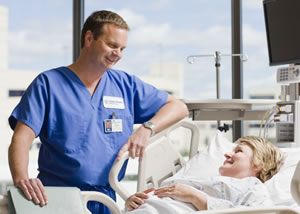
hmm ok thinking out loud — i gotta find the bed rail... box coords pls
[109,119,200,201]
[0,191,122,214]
[81,191,121,214]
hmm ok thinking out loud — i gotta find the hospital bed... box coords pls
[0,120,300,214]
[109,119,300,214]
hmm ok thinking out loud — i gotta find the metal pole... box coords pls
[215,51,221,128]
[73,0,84,62]
[231,0,243,141]
[187,52,247,131]
[215,51,221,100]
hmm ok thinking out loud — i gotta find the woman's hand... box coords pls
[125,188,154,211]
[154,184,194,203]
[154,184,208,210]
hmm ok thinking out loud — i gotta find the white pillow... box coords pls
[173,130,234,179]
[264,147,300,207]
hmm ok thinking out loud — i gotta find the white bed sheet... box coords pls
[125,175,271,214]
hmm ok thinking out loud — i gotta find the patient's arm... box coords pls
[154,184,208,210]
[125,188,154,211]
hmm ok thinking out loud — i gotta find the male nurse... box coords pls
[8,10,188,214]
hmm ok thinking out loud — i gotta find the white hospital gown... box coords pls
[125,176,272,214]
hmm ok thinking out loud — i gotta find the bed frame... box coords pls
[109,119,200,200]
[0,119,299,214]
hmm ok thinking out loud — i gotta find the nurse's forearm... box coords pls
[9,135,32,182]
[8,122,48,206]
[149,95,189,133]
[8,140,30,183]
[8,121,34,183]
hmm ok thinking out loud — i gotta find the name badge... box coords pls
[104,119,123,133]
[103,96,125,109]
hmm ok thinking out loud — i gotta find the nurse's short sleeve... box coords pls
[8,74,48,137]
[132,75,168,123]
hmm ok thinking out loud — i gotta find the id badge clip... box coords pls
[104,112,123,133]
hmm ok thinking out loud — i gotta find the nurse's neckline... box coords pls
[64,66,107,97]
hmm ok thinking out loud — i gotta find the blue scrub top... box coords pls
[9,67,168,187]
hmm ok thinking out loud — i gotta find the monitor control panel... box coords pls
[277,65,300,84]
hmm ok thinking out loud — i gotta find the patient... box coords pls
[124,136,285,213]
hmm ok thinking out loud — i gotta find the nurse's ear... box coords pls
[84,30,94,48]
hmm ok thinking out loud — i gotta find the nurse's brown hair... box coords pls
[80,10,130,48]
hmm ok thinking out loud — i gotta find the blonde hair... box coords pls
[235,136,285,183]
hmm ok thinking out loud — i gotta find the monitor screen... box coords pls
[263,0,300,66]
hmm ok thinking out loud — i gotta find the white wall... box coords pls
[140,62,184,98]
[0,6,8,72]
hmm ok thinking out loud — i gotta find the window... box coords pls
[242,0,280,98]
[8,90,25,97]
[0,0,72,176]
[85,0,232,99]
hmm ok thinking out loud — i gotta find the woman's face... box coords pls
[219,142,259,179]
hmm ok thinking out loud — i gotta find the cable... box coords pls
[262,105,280,139]
[259,109,270,137]
[264,118,274,139]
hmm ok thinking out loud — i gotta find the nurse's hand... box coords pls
[15,178,48,206]
[117,125,152,161]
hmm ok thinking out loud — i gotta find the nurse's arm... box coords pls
[118,94,188,161]
[8,121,48,206]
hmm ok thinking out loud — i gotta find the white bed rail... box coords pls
[81,191,121,214]
[137,119,200,192]
[109,119,200,201]
[0,191,122,214]
[109,150,131,201]
[163,119,200,160]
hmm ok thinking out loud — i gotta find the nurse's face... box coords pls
[87,23,128,71]
[219,142,259,179]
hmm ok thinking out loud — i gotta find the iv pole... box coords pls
[186,51,248,128]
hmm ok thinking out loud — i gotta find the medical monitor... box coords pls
[263,0,300,66]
